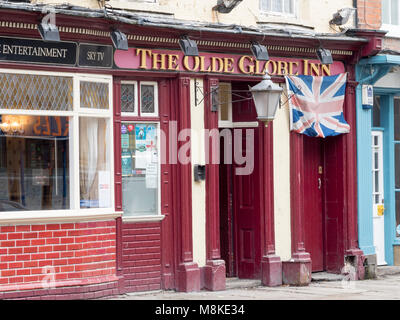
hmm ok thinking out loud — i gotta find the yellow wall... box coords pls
[35,0,355,34]
[190,78,207,268]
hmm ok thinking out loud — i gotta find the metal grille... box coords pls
[140,85,155,114]
[121,83,135,113]
[0,73,73,111]
[80,81,109,110]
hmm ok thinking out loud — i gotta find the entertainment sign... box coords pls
[0,37,113,68]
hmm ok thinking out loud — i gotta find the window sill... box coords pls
[257,14,314,31]
[0,210,122,225]
[122,214,165,223]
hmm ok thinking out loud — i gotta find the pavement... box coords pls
[104,266,400,300]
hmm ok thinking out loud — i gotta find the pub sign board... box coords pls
[0,37,113,68]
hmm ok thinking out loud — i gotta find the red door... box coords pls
[233,127,261,279]
[303,136,324,272]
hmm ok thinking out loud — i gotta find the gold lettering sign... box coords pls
[124,48,335,76]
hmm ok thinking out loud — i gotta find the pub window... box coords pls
[260,0,295,16]
[120,81,160,217]
[0,70,113,213]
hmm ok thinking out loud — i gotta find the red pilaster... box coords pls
[175,76,200,292]
[283,132,311,286]
[203,77,226,291]
[113,80,125,294]
[343,71,365,280]
[260,122,282,286]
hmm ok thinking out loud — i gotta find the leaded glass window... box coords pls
[0,73,73,111]
[140,84,157,115]
[121,83,136,113]
[80,81,109,110]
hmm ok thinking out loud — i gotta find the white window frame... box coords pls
[140,81,159,117]
[120,120,162,221]
[381,0,400,38]
[121,80,138,117]
[0,68,117,223]
[259,0,296,17]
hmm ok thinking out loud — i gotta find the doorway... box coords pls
[219,81,262,279]
[303,136,325,272]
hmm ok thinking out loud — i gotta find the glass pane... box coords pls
[374,152,379,169]
[375,194,380,204]
[80,81,109,109]
[0,115,69,211]
[284,0,293,13]
[0,73,73,111]
[260,0,270,11]
[121,83,135,113]
[392,0,399,25]
[79,117,111,208]
[374,135,379,146]
[382,0,390,24]
[395,99,400,140]
[396,144,400,189]
[372,96,381,127]
[374,170,379,193]
[396,192,400,236]
[272,0,283,12]
[121,122,159,216]
[141,85,155,114]
[219,83,231,121]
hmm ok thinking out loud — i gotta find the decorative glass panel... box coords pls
[79,117,111,208]
[141,85,155,114]
[396,144,400,189]
[121,122,159,216]
[372,96,381,128]
[394,98,400,140]
[0,73,73,111]
[80,81,109,110]
[121,83,135,113]
[396,192,400,236]
[0,115,70,211]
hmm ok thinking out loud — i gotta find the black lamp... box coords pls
[251,42,269,61]
[316,47,333,65]
[111,30,128,51]
[38,22,60,42]
[179,36,199,56]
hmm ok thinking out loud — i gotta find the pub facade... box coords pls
[0,2,385,298]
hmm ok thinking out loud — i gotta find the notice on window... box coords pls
[145,163,157,189]
[32,169,50,186]
[98,171,111,208]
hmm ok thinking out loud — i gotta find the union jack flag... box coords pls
[285,73,349,138]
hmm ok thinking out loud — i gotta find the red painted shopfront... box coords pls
[0,5,386,299]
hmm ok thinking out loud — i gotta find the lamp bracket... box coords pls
[194,80,252,111]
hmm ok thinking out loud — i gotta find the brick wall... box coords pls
[121,222,162,292]
[0,220,117,293]
[357,0,382,29]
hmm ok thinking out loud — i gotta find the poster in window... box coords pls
[98,170,111,208]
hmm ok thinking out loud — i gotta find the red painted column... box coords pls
[175,76,201,292]
[203,77,226,291]
[159,79,176,290]
[343,73,365,280]
[113,80,125,294]
[260,122,282,286]
[282,132,312,285]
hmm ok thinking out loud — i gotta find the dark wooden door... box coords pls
[233,128,261,279]
[303,136,324,272]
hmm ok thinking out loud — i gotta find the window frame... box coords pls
[259,0,296,17]
[139,81,159,117]
[121,80,139,117]
[0,68,115,222]
[381,0,400,38]
[119,80,162,221]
